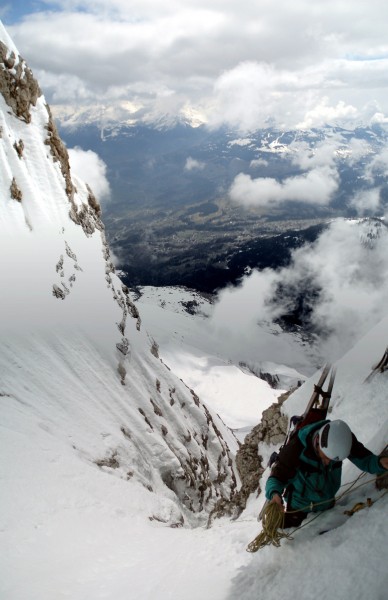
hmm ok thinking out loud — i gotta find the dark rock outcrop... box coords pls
[208,389,293,523]
[0,41,40,123]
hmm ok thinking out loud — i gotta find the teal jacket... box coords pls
[265,420,386,513]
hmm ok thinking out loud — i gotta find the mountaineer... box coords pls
[266,419,388,527]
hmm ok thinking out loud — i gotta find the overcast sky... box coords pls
[2,0,388,130]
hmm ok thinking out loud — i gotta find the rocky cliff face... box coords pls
[209,390,290,522]
[0,39,40,123]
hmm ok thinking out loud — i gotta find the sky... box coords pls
[2,0,388,130]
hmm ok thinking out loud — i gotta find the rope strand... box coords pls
[286,472,386,514]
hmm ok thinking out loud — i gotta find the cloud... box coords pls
[295,98,358,130]
[228,134,388,212]
[229,167,339,209]
[184,157,205,171]
[365,146,388,181]
[344,137,373,165]
[207,59,387,131]
[289,137,341,170]
[68,147,111,202]
[210,218,388,365]
[349,189,382,215]
[5,1,388,129]
[371,112,388,125]
[229,137,343,209]
[250,158,269,168]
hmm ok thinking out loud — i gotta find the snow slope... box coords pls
[0,19,240,574]
[127,290,388,600]
[1,302,387,600]
[1,22,387,600]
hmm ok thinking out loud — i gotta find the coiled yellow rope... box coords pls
[246,503,293,552]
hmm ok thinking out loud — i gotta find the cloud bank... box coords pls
[5,1,388,130]
[229,167,338,209]
[210,218,388,365]
[227,134,388,213]
[229,137,343,210]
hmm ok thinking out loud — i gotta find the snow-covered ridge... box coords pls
[52,101,207,135]
[0,23,238,530]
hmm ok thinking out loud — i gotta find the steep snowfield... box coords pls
[1,22,387,600]
[0,23,240,593]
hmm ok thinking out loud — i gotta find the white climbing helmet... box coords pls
[318,420,352,461]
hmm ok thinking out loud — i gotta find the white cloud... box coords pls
[5,1,388,129]
[209,61,297,131]
[345,138,372,165]
[229,166,338,209]
[229,138,253,147]
[295,98,358,130]
[371,112,388,125]
[210,218,388,363]
[208,60,385,132]
[229,134,388,212]
[289,137,342,170]
[365,146,388,181]
[68,147,111,203]
[349,189,382,215]
[184,157,205,171]
[250,158,269,168]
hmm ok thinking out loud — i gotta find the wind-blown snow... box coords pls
[1,22,387,600]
